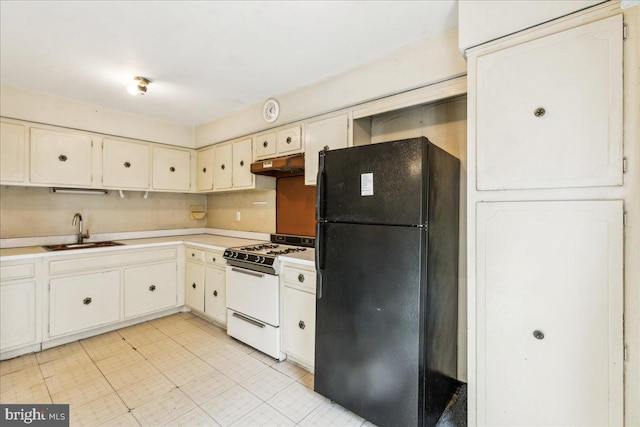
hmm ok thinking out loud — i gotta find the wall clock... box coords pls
[263,99,279,123]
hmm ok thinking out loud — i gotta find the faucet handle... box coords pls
[84,229,90,240]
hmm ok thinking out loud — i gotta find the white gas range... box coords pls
[223,234,315,360]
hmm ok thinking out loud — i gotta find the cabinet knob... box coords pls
[149,285,156,292]
[298,273,305,283]
[58,154,68,162]
[212,257,216,262]
[533,330,545,340]
[202,167,207,173]
[240,160,244,167]
[263,141,268,148]
[298,320,305,330]
[221,164,225,170]
[534,107,546,117]
[213,290,218,297]
[191,253,195,257]
[83,297,92,305]
[169,166,176,172]
[124,161,131,168]
[192,283,197,289]
[286,136,292,144]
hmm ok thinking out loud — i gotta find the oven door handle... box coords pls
[231,267,265,278]
[232,312,266,328]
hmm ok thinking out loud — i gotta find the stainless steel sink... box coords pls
[42,241,124,251]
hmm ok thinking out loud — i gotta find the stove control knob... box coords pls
[243,253,249,261]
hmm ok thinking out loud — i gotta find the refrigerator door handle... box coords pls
[315,150,326,221]
[315,222,324,299]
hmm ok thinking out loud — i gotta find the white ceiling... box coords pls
[0,1,458,127]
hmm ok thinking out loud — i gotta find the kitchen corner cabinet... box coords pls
[152,146,191,191]
[185,247,227,325]
[102,139,150,190]
[30,127,94,187]
[0,259,42,352]
[476,200,623,426]
[304,114,349,185]
[196,147,214,191]
[124,261,177,318]
[281,263,316,370]
[476,15,623,191]
[0,121,27,183]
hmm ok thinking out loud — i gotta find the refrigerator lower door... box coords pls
[315,222,426,426]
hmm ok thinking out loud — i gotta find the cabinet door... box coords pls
[476,15,623,190]
[124,261,177,318]
[254,132,277,159]
[304,114,348,185]
[196,148,214,191]
[282,286,316,368]
[476,200,623,426]
[213,144,233,190]
[30,128,93,186]
[277,126,302,154]
[152,146,191,191]
[205,266,226,325]
[232,139,254,189]
[185,261,205,312]
[102,139,150,189]
[0,281,37,350]
[49,270,120,337]
[0,122,26,183]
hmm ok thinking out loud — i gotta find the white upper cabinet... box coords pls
[0,121,26,183]
[30,128,93,186]
[102,139,150,190]
[152,146,191,191]
[196,147,214,191]
[254,131,277,160]
[476,200,623,426]
[213,143,233,191]
[476,15,623,190]
[232,138,254,189]
[277,125,303,155]
[304,114,349,185]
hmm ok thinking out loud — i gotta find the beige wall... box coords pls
[207,191,275,234]
[0,186,206,238]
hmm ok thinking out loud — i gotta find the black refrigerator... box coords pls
[314,137,460,427]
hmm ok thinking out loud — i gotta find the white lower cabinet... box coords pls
[476,200,623,426]
[280,263,316,370]
[49,270,120,337]
[185,260,205,312]
[124,261,177,318]
[205,264,226,325]
[185,247,227,325]
[1,281,38,350]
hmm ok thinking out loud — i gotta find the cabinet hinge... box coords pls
[623,23,628,40]
[623,212,628,226]
[624,345,629,361]
[623,158,628,173]
[101,141,104,149]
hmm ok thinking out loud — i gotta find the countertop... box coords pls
[278,248,315,267]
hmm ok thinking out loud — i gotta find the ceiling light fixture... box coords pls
[127,76,150,96]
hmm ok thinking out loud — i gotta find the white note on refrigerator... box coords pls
[361,173,374,196]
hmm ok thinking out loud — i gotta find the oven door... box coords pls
[225,265,280,327]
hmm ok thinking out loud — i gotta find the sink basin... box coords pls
[42,241,124,251]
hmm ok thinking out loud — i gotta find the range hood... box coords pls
[250,153,304,177]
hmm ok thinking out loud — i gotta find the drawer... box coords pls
[186,248,205,263]
[1,262,36,282]
[254,132,277,159]
[227,308,283,360]
[277,126,302,154]
[282,266,316,294]
[205,251,226,269]
[49,248,177,275]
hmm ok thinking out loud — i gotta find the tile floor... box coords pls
[0,312,372,427]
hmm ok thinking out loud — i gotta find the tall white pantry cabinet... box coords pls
[466,6,633,427]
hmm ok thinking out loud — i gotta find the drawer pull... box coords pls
[58,154,68,162]
[297,273,305,283]
[533,330,545,340]
[534,107,546,117]
[213,290,218,297]
[263,141,268,148]
[231,267,264,278]
[299,320,305,330]
[286,136,292,144]
[233,312,265,328]
[149,285,156,292]
[192,283,197,289]
[124,161,131,168]
[169,166,176,172]
[83,297,92,305]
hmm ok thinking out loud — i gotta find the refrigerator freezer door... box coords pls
[318,138,429,226]
[315,222,426,426]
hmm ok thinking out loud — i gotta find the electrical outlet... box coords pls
[236,211,241,221]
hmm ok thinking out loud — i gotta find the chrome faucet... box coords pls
[72,213,90,244]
